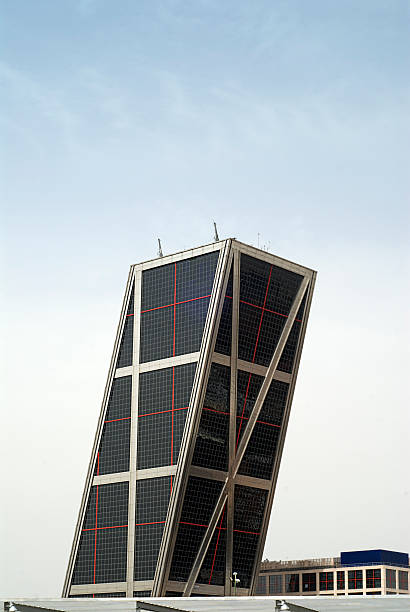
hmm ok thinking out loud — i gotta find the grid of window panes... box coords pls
[232,485,267,589]
[277,294,306,374]
[337,571,345,590]
[302,572,317,592]
[386,568,396,589]
[398,570,408,590]
[319,571,334,590]
[238,255,303,367]
[137,363,196,470]
[192,363,230,472]
[197,502,227,586]
[256,575,267,594]
[140,252,219,363]
[72,482,129,585]
[236,372,289,480]
[134,477,171,580]
[116,288,135,368]
[348,569,363,589]
[269,574,283,594]
[169,477,223,583]
[95,376,132,476]
[285,574,299,593]
[366,568,381,589]
[214,266,233,356]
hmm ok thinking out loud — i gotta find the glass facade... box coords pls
[66,242,314,598]
[366,568,381,589]
[269,574,282,594]
[386,568,396,589]
[285,574,300,593]
[319,571,334,591]
[348,570,363,590]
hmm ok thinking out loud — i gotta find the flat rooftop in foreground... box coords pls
[8,597,410,612]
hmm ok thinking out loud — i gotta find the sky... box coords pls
[1,0,409,598]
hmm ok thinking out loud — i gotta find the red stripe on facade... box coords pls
[203,406,229,416]
[104,416,131,423]
[83,524,128,531]
[138,406,189,418]
[93,484,98,584]
[252,266,272,363]
[135,520,166,526]
[225,294,301,322]
[236,372,252,448]
[140,294,211,314]
[208,505,226,584]
[171,367,175,466]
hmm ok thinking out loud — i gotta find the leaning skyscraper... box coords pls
[63,238,316,598]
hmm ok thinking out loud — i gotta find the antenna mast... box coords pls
[157,238,163,257]
[213,221,219,242]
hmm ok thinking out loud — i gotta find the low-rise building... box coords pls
[256,549,409,597]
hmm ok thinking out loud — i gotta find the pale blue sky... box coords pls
[1,0,409,598]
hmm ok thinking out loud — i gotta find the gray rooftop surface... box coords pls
[8,597,410,612]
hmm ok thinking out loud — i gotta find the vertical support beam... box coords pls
[126,270,142,596]
[225,248,240,595]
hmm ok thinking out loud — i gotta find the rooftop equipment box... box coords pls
[340,549,409,567]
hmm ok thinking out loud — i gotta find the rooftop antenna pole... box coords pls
[157,238,163,257]
[213,221,219,242]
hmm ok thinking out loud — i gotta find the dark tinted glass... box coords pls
[286,574,300,592]
[238,421,281,480]
[96,419,130,475]
[348,570,363,589]
[337,571,345,589]
[215,266,233,356]
[302,573,317,592]
[105,376,132,421]
[134,477,171,581]
[140,307,173,363]
[238,255,303,367]
[117,316,133,368]
[137,411,172,469]
[176,252,219,302]
[137,363,196,469]
[366,569,381,589]
[72,483,129,585]
[169,477,223,582]
[232,486,267,588]
[192,363,230,471]
[140,252,219,363]
[197,504,227,586]
[319,571,334,590]
[141,263,174,311]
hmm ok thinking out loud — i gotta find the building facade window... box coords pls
[398,571,408,590]
[386,569,396,589]
[256,575,267,594]
[348,570,363,590]
[337,571,345,590]
[319,571,334,590]
[285,574,299,593]
[366,568,381,589]
[269,574,282,594]
[302,573,317,592]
